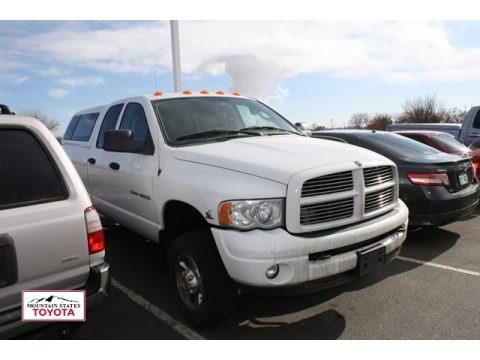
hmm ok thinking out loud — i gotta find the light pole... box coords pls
[170,20,182,93]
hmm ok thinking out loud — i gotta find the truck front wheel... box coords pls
[168,230,238,327]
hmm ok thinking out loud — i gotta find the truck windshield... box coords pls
[152,97,302,145]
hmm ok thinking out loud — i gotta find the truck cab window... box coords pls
[64,113,99,141]
[472,111,480,129]
[97,104,123,148]
[119,103,154,154]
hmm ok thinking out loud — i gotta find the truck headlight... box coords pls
[218,199,284,230]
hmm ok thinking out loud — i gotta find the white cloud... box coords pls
[12,76,29,84]
[8,21,480,99]
[48,88,69,99]
[58,76,105,87]
[19,22,172,74]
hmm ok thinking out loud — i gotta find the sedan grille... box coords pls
[300,198,354,225]
[301,171,353,197]
[365,187,394,213]
[364,166,393,187]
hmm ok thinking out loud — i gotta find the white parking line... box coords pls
[396,256,480,277]
[111,278,205,340]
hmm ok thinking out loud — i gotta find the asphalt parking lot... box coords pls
[69,207,480,340]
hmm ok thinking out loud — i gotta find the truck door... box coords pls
[89,102,158,240]
[87,103,124,205]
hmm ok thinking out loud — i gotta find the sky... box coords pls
[3,5,480,136]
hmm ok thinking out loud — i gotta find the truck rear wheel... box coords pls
[168,230,238,327]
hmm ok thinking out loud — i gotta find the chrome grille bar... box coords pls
[365,187,394,213]
[364,166,393,187]
[301,171,353,197]
[300,198,354,225]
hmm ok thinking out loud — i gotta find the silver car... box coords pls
[0,116,110,338]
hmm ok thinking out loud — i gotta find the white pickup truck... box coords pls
[63,92,409,327]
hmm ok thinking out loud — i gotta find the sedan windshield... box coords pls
[152,97,302,145]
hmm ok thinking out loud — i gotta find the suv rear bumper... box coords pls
[0,262,110,339]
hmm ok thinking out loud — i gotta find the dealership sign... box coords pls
[22,290,86,321]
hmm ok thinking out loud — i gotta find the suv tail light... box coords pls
[84,207,105,254]
[407,173,450,186]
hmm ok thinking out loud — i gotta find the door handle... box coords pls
[87,158,96,165]
[109,162,120,170]
[468,133,480,137]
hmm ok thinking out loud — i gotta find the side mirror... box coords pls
[295,122,305,131]
[104,129,134,152]
[294,122,312,136]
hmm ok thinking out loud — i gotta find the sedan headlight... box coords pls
[218,199,284,230]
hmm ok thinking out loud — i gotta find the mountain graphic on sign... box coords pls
[28,295,80,304]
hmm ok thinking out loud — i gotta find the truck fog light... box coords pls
[266,264,279,279]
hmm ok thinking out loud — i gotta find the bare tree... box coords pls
[397,95,446,123]
[349,113,369,129]
[441,107,467,123]
[18,109,60,133]
[396,95,467,124]
[366,113,393,130]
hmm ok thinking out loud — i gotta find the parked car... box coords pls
[0,116,110,339]
[63,91,408,327]
[387,106,480,147]
[312,130,480,228]
[395,130,480,180]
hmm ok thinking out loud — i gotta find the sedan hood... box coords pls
[172,135,388,184]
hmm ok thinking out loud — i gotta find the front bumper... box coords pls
[0,262,110,339]
[212,201,408,290]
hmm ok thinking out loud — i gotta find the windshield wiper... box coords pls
[239,126,302,135]
[176,129,260,142]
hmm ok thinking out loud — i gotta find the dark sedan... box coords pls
[312,130,480,228]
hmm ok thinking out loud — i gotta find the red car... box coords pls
[395,130,480,180]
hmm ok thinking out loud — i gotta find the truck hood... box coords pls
[171,135,389,184]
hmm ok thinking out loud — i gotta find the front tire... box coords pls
[168,230,238,327]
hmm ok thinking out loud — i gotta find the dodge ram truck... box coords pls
[63,91,408,327]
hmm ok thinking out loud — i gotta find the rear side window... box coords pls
[0,129,68,210]
[97,104,123,148]
[64,112,99,141]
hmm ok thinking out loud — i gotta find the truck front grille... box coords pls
[365,187,394,213]
[301,171,353,197]
[295,165,397,230]
[364,166,393,187]
[300,198,354,225]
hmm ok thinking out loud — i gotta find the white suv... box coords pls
[0,116,110,339]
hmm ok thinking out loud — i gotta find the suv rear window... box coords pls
[64,112,99,141]
[0,129,68,210]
